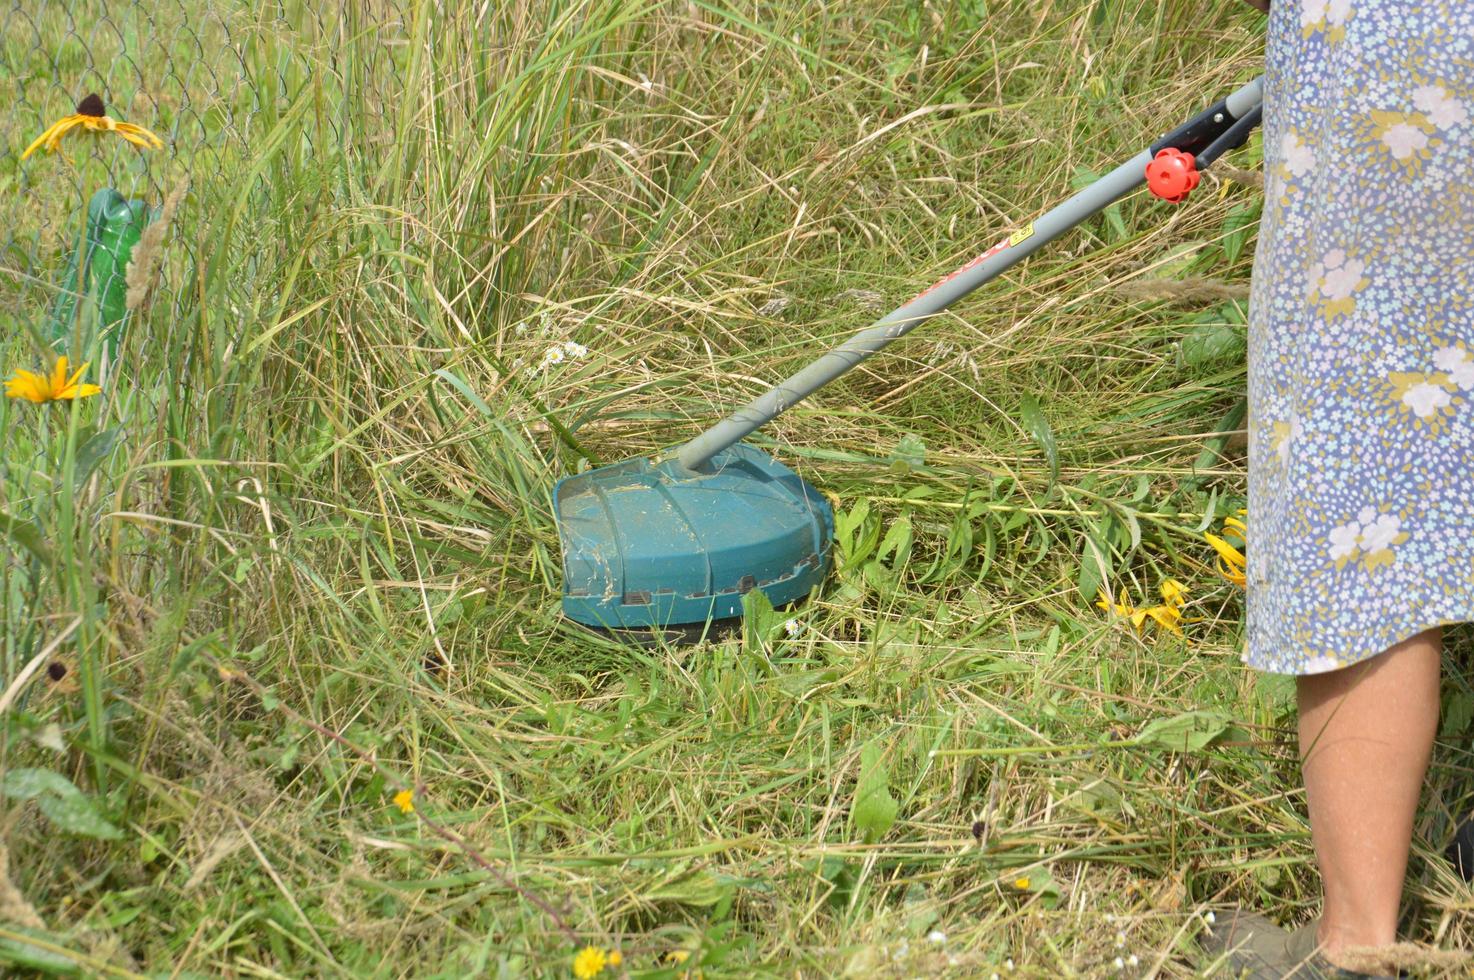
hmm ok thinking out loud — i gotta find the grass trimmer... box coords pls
[555,75,1264,635]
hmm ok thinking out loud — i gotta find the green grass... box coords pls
[2,0,1473,976]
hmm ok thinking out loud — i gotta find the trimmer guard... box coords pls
[556,444,833,629]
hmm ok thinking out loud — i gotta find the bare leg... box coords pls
[1298,626,1442,964]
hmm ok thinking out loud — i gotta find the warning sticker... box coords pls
[1008,222,1035,248]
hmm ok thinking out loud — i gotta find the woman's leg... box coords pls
[1298,626,1442,963]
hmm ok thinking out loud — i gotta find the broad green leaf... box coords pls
[2,768,123,840]
[1255,672,1297,718]
[1017,394,1058,488]
[888,433,926,473]
[1077,532,1109,604]
[741,588,778,653]
[1006,867,1061,908]
[0,926,81,975]
[1154,241,1207,279]
[1442,691,1474,738]
[1135,710,1233,753]
[1,768,80,801]
[0,510,53,565]
[852,740,898,843]
[72,425,123,491]
[1221,201,1260,265]
[36,792,123,840]
[875,515,913,569]
[819,855,858,911]
[1179,321,1245,369]
[644,869,733,907]
[903,882,939,935]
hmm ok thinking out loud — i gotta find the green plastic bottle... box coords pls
[46,188,154,362]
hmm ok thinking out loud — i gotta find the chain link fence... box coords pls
[1,0,409,352]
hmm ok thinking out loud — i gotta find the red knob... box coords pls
[1145,147,1200,203]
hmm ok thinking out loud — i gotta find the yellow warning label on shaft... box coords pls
[1009,222,1035,247]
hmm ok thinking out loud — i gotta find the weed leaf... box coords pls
[853,740,898,843]
[1135,710,1233,753]
[2,768,123,840]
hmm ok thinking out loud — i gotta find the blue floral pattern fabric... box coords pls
[1245,0,1474,674]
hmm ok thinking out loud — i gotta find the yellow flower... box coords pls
[1206,513,1247,588]
[5,356,102,404]
[20,93,164,161]
[1096,581,1185,637]
[607,951,622,968]
[1013,876,1031,890]
[392,789,414,814]
[572,946,608,978]
[664,950,701,979]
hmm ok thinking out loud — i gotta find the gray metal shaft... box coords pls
[676,76,1264,471]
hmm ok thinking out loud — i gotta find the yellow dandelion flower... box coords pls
[607,951,622,968]
[4,356,102,404]
[1013,876,1031,890]
[572,946,608,979]
[392,789,415,814]
[20,93,164,161]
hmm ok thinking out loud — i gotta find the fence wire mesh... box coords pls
[1,0,408,343]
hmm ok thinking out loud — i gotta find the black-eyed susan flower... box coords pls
[1205,512,1247,587]
[572,946,608,978]
[20,93,164,160]
[392,789,415,814]
[4,356,101,404]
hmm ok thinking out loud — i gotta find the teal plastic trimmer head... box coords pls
[556,75,1264,634]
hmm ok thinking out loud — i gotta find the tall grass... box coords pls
[2,0,1472,975]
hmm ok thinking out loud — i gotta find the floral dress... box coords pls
[1245,0,1474,674]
